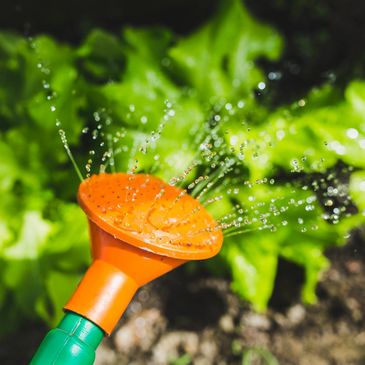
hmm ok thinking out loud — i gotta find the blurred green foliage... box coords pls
[241,347,279,365]
[0,0,364,333]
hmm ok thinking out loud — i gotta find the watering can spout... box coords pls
[64,220,185,334]
[30,173,223,365]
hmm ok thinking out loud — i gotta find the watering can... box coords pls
[30,173,223,365]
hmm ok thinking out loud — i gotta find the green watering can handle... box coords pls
[30,311,104,365]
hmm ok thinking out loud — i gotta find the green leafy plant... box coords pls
[0,0,364,333]
[170,354,192,365]
[242,347,279,365]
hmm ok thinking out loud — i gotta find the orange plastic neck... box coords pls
[64,259,138,335]
[64,221,185,334]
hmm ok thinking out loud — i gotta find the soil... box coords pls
[1,231,364,365]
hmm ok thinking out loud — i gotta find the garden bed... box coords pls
[2,230,364,365]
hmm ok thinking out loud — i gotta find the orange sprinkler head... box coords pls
[65,173,223,334]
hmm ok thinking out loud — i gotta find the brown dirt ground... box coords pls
[1,230,365,365]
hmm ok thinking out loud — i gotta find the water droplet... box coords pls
[298,99,306,107]
[140,116,148,124]
[346,128,359,139]
[93,112,101,122]
[268,71,282,80]
[258,82,266,90]
[237,100,245,108]
[276,130,285,140]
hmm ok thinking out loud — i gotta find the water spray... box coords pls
[30,173,223,365]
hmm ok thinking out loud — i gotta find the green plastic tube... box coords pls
[29,311,104,365]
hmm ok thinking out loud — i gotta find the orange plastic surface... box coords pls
[65,221,185,334]
[65,173,223,334]
[78,173,223,260]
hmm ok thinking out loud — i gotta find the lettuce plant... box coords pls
[0,0,364,332]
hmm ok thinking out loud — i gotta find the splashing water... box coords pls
[30,38,358,243]
[52,101,357,241]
